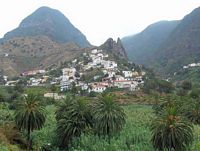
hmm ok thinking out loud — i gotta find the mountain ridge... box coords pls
[151,7,200,77]
[122,20,179,64]
[122,6,200,82]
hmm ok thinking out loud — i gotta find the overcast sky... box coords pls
[0,0,200,45]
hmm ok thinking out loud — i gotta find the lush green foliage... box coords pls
[15,94,46,132]
[70,104,154,151]
[181,81,192,90]
[143,78,174,94]
[185,100,200,124]
[93,94,126,139]
[56,97,93,148]
[32,105,57,150]
[151,106,193,151]
[2,85,200,151]
[14,93,46,150]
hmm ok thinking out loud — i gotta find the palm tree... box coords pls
[15,93,46,151]
[93,94,126,141]
[151,106,193,151]
[185,101,200,124]
[56,97,92,148]
[55,93,74,121]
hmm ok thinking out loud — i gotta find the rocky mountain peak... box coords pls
[100,38,127,59]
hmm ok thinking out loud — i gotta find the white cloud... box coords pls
[0,0,199,45]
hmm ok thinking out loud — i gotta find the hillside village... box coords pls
[2,5,200,151]
[1,49,146,94]
[183,62,200,69]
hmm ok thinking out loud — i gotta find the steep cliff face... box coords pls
[100,38,127,59]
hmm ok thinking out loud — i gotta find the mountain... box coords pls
[122,21,179,64]
[2,6,90,47]
[100,38,128,59]
[0,6,93,76]
[152,7,200,77]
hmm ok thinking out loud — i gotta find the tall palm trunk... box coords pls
[107,124,111,144]
[28,120,31,151]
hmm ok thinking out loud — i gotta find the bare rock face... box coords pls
[100,38,128,59]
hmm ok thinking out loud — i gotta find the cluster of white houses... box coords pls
[3,49,145,92]
[60,49,145,93]
[183,62,200,69]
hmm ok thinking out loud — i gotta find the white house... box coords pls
[107,71,116,78]
[114,80,132,88]
[39,70,46,74]
[4,53,9,57]
[115,75,125,81]
[189,63,197,67]
[44,93,65,100]
[3,76,8,82]
[134,76,143,82]
[103,61,117,69]
[92,56,102,65]
[5,80,18,86]
[81,84,89,91]
[72,59,77,63]
[90,85,106,93]
[30,78,41,86]
[60,80,71,91]
[130,81,139,91]
[97,53,104,58]
[62,68,76,77]
[141,71,146,76]
[102,69,108,75]
[91,49,98,54]
[122,71,132,78]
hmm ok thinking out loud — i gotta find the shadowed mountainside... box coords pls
[122,20,179,64]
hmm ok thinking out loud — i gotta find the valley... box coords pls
[1,4,200,151]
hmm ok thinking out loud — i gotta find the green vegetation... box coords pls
[56,97,93,149]
[93,94,126,140]
[1,84,200,151]
[15,93,46,150]
[151,106,193,151]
